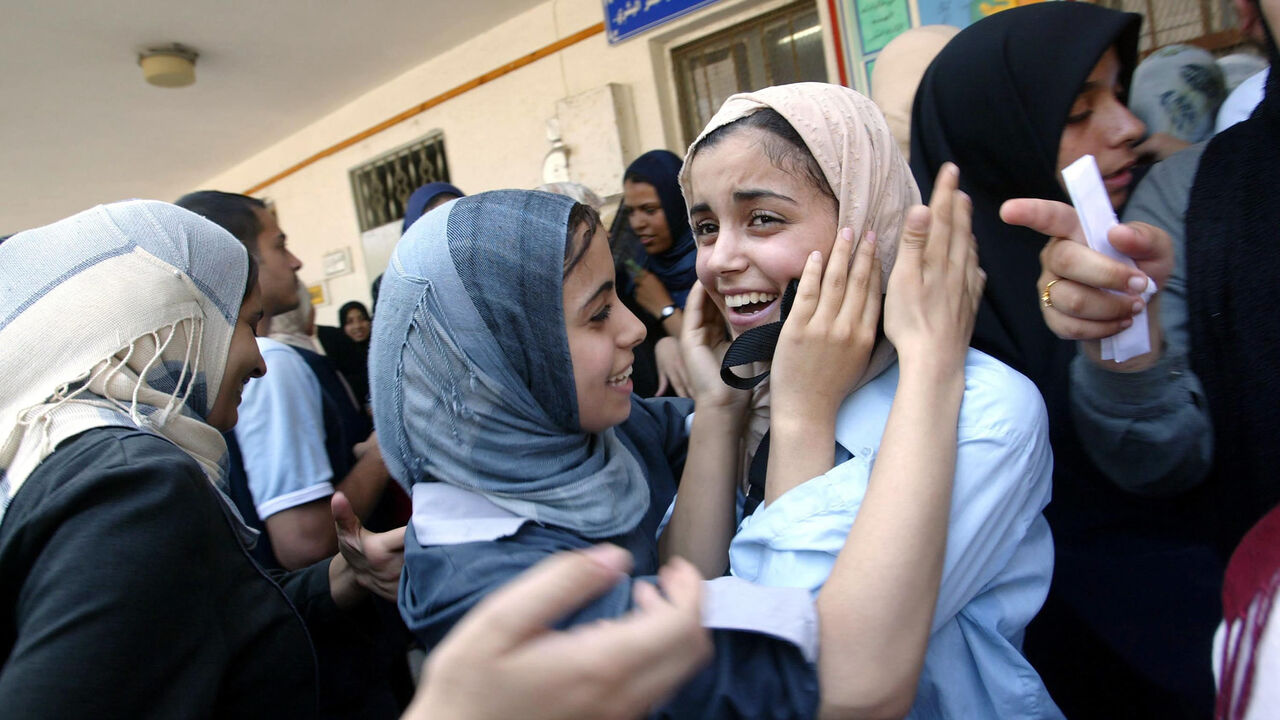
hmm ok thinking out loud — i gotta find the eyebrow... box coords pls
[689,189,798,215]
[580,280,614,312]
[1076,80,1103,95]
[735,189,797,204]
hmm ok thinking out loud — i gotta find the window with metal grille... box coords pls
[672,2,828,144]
[349,132,450,232]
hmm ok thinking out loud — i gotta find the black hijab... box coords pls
[911,2,1140,390]
[624,150,698,307]
[320,301,371,408]
[1185,34,1280,552]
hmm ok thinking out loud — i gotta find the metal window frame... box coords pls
[348,130,450,232]
[671,1,826,142]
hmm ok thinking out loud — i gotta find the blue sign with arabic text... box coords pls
[604,0,722,44]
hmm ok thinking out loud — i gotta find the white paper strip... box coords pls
[1060,155,1154,363]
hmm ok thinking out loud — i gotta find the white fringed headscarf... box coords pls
[0,200,250,526]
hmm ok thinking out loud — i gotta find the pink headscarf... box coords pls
[679,83,921,489]
[681,82,920,288]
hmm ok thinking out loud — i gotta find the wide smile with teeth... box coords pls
[607,367,633,385]
[724,292,779,311]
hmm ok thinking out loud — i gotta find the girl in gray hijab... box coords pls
[371,191,822,718]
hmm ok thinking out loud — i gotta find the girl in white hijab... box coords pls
[0,200,395,716]
[0,200,257,514]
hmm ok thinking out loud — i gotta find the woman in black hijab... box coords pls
[617,150,700,397]
[911,4,1220,718]
[319,301,372,412]
[622,150,699,313]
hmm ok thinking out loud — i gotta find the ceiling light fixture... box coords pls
[138,44,199,88]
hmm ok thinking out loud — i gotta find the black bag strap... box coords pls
[742,431,770,518]
[743,434,853,518]
[722,279,804,518]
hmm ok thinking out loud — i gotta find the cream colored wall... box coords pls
[195,0,832,312]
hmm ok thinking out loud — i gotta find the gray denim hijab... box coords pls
[370,190,649,538]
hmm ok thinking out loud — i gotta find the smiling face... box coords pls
[1057,46,1146,209]
[622,180,674,255]
[562,224,646,433]
[686,126,839,336]
[343,306,371,343]
[207,284,267,431]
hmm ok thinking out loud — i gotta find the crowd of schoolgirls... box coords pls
[3,3,1280,718]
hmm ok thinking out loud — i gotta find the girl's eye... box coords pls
[590,304,613,323]
[749,211,781,227]
[693,220,718,240]
[1065,94,1094,125]
[1065,108,1091,125]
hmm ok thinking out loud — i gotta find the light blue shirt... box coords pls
[730,349,1062,719]
[233,337,334,519]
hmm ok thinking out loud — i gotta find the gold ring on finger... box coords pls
[1040,279,1060,309]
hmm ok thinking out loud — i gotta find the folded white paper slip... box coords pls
[1060,155,1157,363]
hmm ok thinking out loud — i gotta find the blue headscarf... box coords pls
[625,150,697,307]
[370,190,649,538]
[401,182,465,234]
